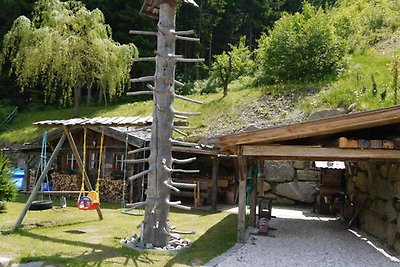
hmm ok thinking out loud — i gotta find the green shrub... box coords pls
[331,0,400,52]
[0,153,17,202]
[256,2,346,83]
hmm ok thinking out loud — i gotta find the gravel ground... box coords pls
[208,207,400,267]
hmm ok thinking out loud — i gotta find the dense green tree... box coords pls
[256,2,346,83]
[0,153,16,204]
[0,0,138,116]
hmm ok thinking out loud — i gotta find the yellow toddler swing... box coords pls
[77,128,104,210]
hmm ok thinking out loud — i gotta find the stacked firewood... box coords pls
[52,172,129,203]
[52,173,80,191]
[99,178,124,202]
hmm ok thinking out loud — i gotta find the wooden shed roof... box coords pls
[34,117,153,128]
[215,105,400,161]
[217,105,400,148]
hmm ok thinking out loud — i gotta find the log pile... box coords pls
[28,172,130,202]
[99,178,125,202]
[52,173,80,191]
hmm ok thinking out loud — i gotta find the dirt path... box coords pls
[208,207,400,267]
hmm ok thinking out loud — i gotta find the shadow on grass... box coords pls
[15,229,154,266]
[165,213,237,267]
[170,206,222,217]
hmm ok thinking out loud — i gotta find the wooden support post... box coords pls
[13,133,66,231]
[211,156,219,211]
[237,152,247,243]
[249,160,258,227]
[63,126,103,220]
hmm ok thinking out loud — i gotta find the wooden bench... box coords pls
[171,176,233,207]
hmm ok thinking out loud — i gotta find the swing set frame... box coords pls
[13,116,153,231]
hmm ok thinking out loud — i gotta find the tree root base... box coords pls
[121,234,191,254]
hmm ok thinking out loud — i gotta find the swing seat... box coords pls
[87,191,99,203]
[77,194,99,210]
[77,196,96,210]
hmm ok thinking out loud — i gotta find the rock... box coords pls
[0,257,11,267]
[11,262,45,267]
[392,181,400,199]
[190,258,203,266]
[297,170,319,181]
[385,199,398,223]
[257,180,271,195]
[397,213,400,233]
[364,212,387,240]
[275,181,316,203]
[292,161,304,170]
[358,162,369,172]
[368,199,386,217]
[388,164,400,182]
[264,160,294,182]
[375,179,390,200]
[387,223,397,246]
[274,196,297,206]
[395,241,400,254]
[355,172,368,192]
[307,108,346,121]
[379,163,389,179]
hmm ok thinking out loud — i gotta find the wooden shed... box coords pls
[212,105,400,246]
[17,116,235,208]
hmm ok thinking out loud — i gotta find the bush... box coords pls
[256,2,346,83]
[0,153,17,202]
[331,0,400,52]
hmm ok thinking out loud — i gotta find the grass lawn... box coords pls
[0,196,238,266]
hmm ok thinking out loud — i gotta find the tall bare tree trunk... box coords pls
[141,2,176,247]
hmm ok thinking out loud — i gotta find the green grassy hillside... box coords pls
[0,44,399,144]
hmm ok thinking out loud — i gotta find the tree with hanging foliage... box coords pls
[0,0,138,117]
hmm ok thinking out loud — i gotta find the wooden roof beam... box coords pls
[219,106,400,148]
[242,145,400,161]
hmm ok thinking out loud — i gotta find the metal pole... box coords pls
[13,133,66,231]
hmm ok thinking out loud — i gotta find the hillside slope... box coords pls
[0,45,398,144]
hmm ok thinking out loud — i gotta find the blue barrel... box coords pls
[11,169,25,190]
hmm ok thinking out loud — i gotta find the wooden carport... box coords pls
[213,105,400,242]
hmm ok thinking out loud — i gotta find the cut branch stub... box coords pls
[172,157,196,164]
[131,76,155,83]
[174,94,203,104]
[129,30,157,36]
[127,91,154,96]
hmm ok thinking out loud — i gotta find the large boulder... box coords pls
[387,223,397,247]
[264,160,294,182]
[307,108,346,121]
[275,181,316,203]
[364,212,387,240]
[297,170,319,181]
[355,171,368,193]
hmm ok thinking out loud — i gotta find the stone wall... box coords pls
[258,160,319,205]
[347,162,400,254]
